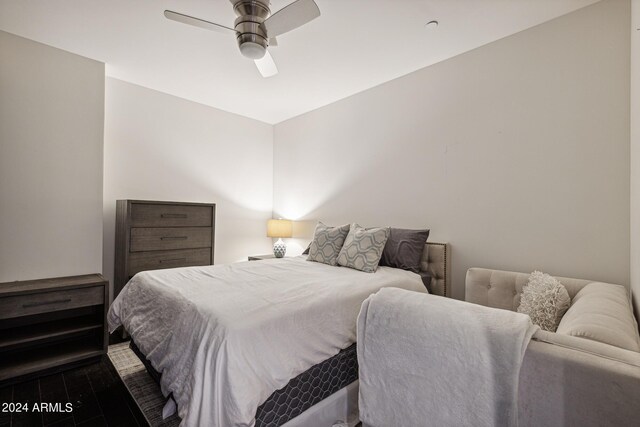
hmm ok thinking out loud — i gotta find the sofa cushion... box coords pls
[556,283,640,352]
[517,271,571,332]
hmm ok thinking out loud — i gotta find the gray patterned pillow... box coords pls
[337,223,390,273]
[307,222,351,266]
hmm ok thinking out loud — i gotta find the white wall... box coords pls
[273,0,631,300]
[103,78,273,295]
[631,0,640,318]
[0,30,104,282]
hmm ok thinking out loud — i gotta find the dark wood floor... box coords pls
[0,356,148,427]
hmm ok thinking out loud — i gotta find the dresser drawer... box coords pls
[130,203,213,227]
[128,248,212,276]
[0,286,104,320]
[130,227,212,252]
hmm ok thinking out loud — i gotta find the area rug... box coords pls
[108,342,181,427]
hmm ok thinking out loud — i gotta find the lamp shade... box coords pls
[267,219,293,238]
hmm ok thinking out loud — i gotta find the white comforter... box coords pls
[108,256,426,427]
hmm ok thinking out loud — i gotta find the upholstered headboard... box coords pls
[420,242,450,297]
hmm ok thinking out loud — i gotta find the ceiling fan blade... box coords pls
[164,10,236,35]
[261,0,320,37]
[254,50,278,78]
[269,37,278,47]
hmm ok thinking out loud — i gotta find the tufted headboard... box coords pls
[420,242,450,297]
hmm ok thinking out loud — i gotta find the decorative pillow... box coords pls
[557,283,640,352]
[302,243,310,255]
[307,222,350,266]
[517,271,571,332]
[337,223,390,273]
[378,228,430,273]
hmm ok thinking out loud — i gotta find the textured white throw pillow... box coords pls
[517,271,571,332]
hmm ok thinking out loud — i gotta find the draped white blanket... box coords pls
[108,257,426,427]
[357,288,538,427]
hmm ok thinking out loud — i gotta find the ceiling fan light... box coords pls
[240,41,266,59]
[255,50,278,78]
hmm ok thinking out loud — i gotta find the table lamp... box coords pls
[267,219,293,258]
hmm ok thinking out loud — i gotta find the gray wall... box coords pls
[631,0,639,318]
[273,0,631,300]
[0,30,104,282]
[103,78,274,297]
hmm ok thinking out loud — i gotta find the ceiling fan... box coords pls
[164,0,321,78]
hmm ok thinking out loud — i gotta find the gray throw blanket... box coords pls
[357,288,538,427]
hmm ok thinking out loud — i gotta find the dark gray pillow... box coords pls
[307,222,351,266]
[302,243,310,255]
[379,228,430,273]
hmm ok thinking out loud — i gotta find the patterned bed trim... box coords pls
[255,343,358,427]
[129,340,358,427]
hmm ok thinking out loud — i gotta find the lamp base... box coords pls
[273,238,286,258]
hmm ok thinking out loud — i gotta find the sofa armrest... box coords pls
[533,330,640,365]
[519,331,640,427]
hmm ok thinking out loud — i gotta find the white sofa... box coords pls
[465,268,640,426]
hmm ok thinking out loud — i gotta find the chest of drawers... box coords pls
[114,200,216,299]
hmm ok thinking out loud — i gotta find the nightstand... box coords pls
[248,254,277,261]
[0,274,108,384]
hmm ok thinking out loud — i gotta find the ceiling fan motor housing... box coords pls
[231,0,271,59]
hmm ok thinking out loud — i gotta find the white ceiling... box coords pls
[0,0,599,124]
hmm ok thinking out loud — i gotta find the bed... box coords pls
[108,242,449,427]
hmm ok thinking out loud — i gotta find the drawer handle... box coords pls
[159,258,187,264]
[161,214,188,219]
[23,298,71,308]
[160,236,188,240]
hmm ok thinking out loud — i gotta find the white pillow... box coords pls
[517,271,571,332]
